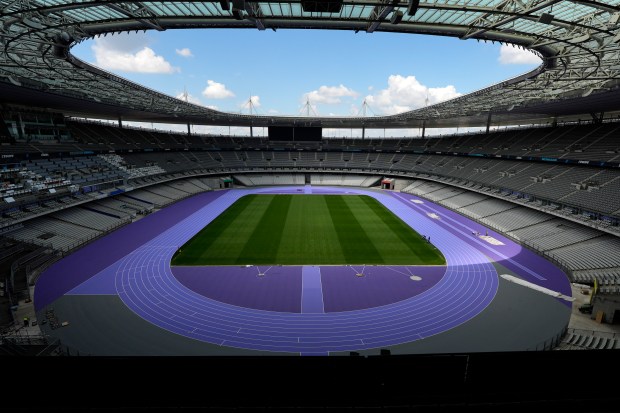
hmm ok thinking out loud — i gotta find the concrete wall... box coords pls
[592,295,620,323]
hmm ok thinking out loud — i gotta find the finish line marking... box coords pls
[500,274,575,302]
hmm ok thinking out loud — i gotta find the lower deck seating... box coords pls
[401,178,620,279]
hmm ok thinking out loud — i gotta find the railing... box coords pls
[5,165,617,284]
[35,337,62,356]
[399,185,604,280]
[566,327,620,340]
[5,170,616,356]
[26,253,62,286]
[9,245,52,294]
[555,327,620,350]
[55,216,132,255]
[194,166,620,235]
[390,170,619,235]
[1,289,16,328]
[0,331,62,356]
[527,324,568,351]
[0,243,24,261]
[53,340,92,356]
[0,223,25,236]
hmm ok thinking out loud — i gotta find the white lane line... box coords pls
[393,192,547,281]
[114,187,499,352]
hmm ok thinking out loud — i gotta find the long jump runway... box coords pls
[34,186,572,355]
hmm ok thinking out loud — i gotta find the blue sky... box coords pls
[72,28,541,120]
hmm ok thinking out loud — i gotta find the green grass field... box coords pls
[171,194,446,266]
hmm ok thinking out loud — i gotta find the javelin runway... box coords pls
[35,186,572,355]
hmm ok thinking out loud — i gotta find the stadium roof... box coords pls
[2,0,620,129]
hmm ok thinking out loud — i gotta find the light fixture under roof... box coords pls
[301,1,343,13]
[22,16,44,29]
[7,75,21,86]
[538,13,554,25]
[390,10,404,25]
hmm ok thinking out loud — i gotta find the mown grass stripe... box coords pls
[235,195,292,264]
[342,195,417,264]
[202,195,275,264]
[172,194,446,266]
[324,195,384,264]
[276,195,346,265]
[171,195,258,265]
[359,195,444,265]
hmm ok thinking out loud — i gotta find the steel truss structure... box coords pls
[2,0,620,129]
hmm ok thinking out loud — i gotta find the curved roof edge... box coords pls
[2,1,620,128]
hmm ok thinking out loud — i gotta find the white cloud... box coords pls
[175,92,203,106]
[175,48,193,57]
[202,80,235,99]
[92,37,178,74]
[94,32,149,53]
[303,84,358,105]
[364,75,461,115]
[499,44,542,65]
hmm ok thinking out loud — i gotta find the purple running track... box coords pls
[172,265,303,313]
[72,187,499,353]
[320,265,446,312]
[171,264,444,313]
[389,192,571,299]
[301,266,324,313]
[35,186,571,354]
[34,190,227,311]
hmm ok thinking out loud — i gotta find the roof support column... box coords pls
[486,113,492,134]
[590,112,604,124]
[187,122,191,136]
[118,115,123,129]
[422,121,426,138]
